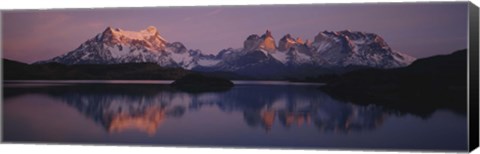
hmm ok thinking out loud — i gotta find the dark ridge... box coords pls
[319,49,468,117]
[2,59,190,80]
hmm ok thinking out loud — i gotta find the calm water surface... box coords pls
[2,80,467,151]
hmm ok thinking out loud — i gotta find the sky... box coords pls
[1,2,469,63]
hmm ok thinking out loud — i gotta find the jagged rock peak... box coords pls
[278,34,297,51]
[243,30,277,53]
[314,31,330,42]
[263,30,273,38]
[258,30,276,53]
[100,26,165,41]
[281,34,292,39]
[104,26,114,32]
[102,26,116,34]
[295,37,304,44]
[314,30,374,43]
[244,34,261,51]
[145,26,158,34]
[246,34,260,40]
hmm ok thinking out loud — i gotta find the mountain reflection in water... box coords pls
[3,82,467,150]
[4,83,387,135]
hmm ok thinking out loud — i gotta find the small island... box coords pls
[171,74,234,92]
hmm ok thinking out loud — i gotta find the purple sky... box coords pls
[2,2,468,63]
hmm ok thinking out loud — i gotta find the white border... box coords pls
[0,0,474,10]
[0,0,479,154]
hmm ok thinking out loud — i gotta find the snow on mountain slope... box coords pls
[36,26,416,78]
[270,50,288,64]
[310,30,416,68]
[243,30,277,53]
[37,26,218,69]
[278,34,297,52]
[202,30,415,78]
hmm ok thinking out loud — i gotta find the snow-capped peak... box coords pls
[260,30,277,53]
[218,30,415,73]
[100,26,167,45]
[278,34,297,51]
[37,27,417,79]
[295,37,304,44]
[310,30,415,68]
[38,26,219,68]
[243,30,277,53]
[277,34,308,51]
[262,30,273,38]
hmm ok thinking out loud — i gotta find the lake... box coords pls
[2,80,467,151]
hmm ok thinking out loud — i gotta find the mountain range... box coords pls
[36,26,416,79]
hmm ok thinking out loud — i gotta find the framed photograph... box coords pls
[1,1,478,153]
